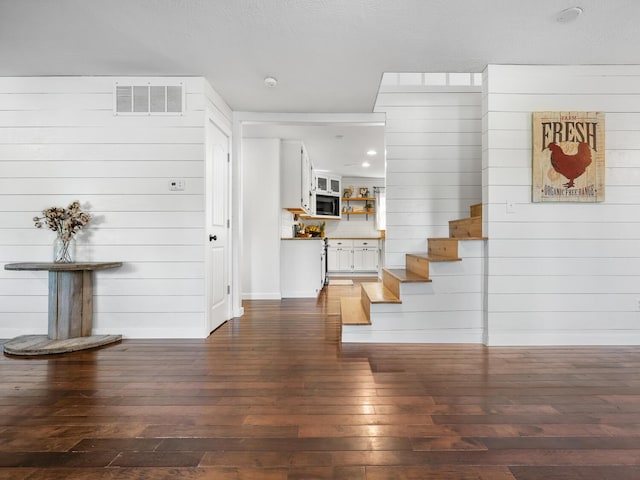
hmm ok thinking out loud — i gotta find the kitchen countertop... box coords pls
[281,236,383,240]
[281,237,324,240]
[328,237,383,240]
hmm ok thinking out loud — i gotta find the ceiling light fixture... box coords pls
[362,161,370,168]
[556,6,583,23]
[366,149,377,156]
[263,76,278,87]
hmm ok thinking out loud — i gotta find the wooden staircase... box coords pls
[340,203,485,331]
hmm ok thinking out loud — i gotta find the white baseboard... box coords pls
[242,292,282,300]
[487,331,640,346]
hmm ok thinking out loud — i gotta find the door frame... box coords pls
[204,109,233,336]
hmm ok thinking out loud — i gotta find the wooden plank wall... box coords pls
[483,65,640,345]
[0,76,230,338]
[374,84,483,268]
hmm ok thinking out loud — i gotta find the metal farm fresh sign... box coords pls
[532,112,605,202]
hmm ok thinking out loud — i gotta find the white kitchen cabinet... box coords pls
[280,239,325,298]
[316,174,329,194]
[327,239,379,273]
[353,247,379,272]
[328,247,353,272]
[327,239,353,272]
[315,173,341,197]
[302,148,312,212]
[329,176,341,196]
[353,239,379,272]
[281,140,313,214]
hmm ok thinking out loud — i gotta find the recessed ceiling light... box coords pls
[362,161,370,168]
[556,6,583,23]
[335,135,344,140]
[366,149,377,156]
[263,76,278,87]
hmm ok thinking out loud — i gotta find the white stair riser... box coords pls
[428,258,482,275]
[456,240,485,257]
[342,327,484,344]
[370,292,482,313]
[363,313,483,330]
[399,275,482,295]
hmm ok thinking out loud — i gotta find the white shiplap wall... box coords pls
[0,76,231,339]
[484,65,640,345]
[374,86,483,267]
[366,84,485,343]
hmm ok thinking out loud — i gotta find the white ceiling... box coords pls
[3,1,639,178]
[243,123,386,178]
[2,0,640,114]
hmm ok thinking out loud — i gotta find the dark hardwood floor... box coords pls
[2,278,640,479]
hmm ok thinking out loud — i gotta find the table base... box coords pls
[3,334,122,356]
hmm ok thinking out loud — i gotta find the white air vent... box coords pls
[115,83,184,115]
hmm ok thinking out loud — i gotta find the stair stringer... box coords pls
[342,239,486,343]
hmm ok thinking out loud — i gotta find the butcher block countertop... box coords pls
[281,236,383,240]
[281,237,324,240]
[328,237,383,240]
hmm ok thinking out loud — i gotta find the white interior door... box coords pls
[206,119,230,333]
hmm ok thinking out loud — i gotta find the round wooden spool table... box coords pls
[3,262,122,356]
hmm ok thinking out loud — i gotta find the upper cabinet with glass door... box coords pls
[329,176,341,196]
[315,173,341,196]
[316,174,328,194]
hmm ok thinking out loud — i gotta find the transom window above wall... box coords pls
[380,72,482,87]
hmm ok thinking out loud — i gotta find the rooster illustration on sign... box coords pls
[547,142,592,189]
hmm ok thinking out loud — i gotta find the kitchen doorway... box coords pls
[234,113,386,302]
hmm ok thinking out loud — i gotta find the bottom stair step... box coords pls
[340,297,370,325]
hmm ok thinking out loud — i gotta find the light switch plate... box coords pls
[506,201,516,214]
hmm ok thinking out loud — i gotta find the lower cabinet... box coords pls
[281,239,325,298]
[353,247,379,272]
[327,239,379,273]
[327,246,353,272]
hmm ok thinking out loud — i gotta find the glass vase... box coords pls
[53,235,76,263]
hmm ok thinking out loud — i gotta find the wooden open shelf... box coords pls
[342,197,375,220]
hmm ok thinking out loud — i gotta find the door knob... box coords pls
[209,234,217,241]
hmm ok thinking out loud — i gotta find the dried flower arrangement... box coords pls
[33,201,91,263]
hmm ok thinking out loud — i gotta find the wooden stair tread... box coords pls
[361,282,401,304]
[384,268,432,283]
[340,297,370,325]
[428,236,487,241]
[406,253,429,259]
[428,254,462,262]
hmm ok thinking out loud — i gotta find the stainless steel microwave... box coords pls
[315,194,340,216]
